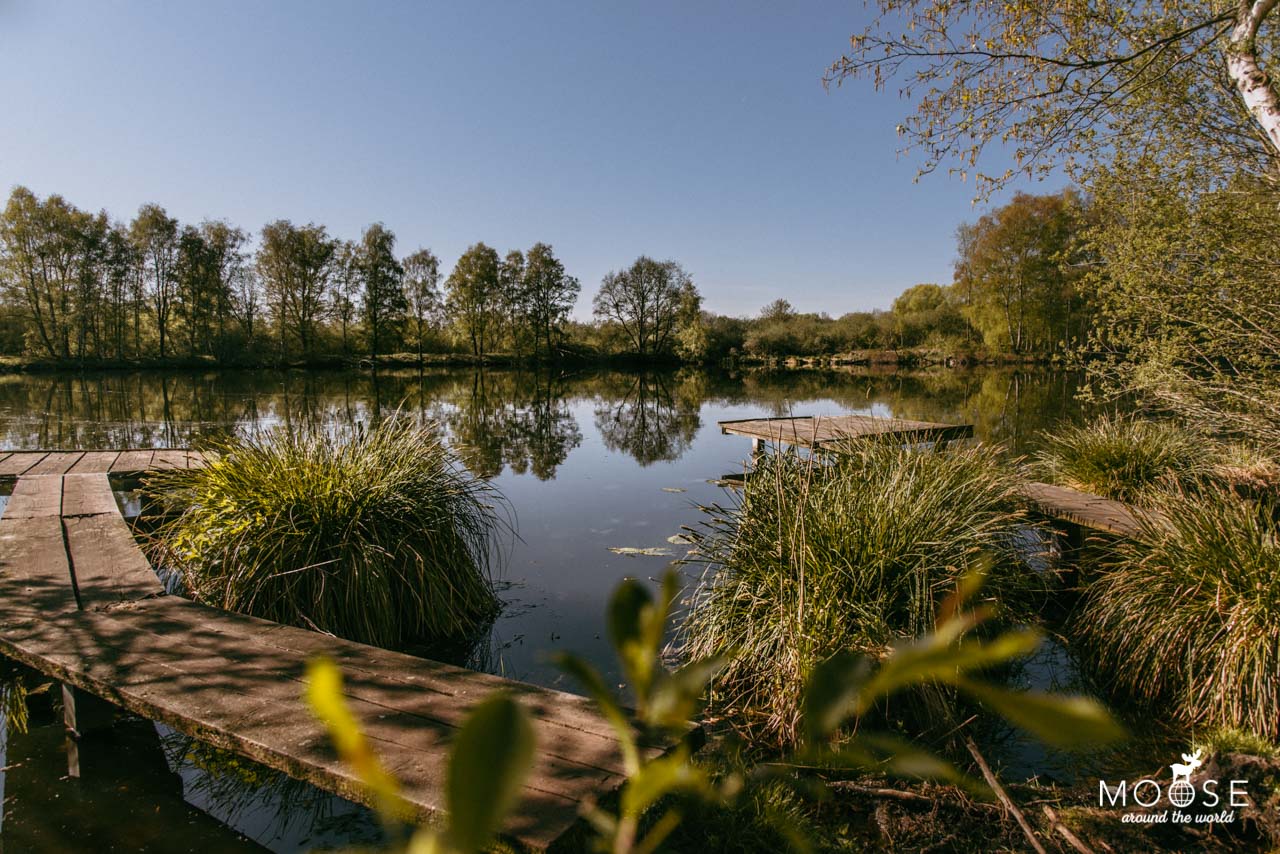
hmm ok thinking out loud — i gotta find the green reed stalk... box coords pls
[679,441,1047,747]
[1076,485,1280,740]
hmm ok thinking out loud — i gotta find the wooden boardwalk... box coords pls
[720,414,973,450]
[717,416,1146,536]
[0,448,208,478]
[0,450,656,850]
[1017,481,1147,537]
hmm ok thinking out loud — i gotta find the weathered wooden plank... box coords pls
[116,596,637,748]
[4,475,63,519]
[0,605,617,848]
[68,450,121,474]
[64,514,163,609]
[0,516,76,619]
[1017,481,1147,537]
[0,452,47,477]
[720,414,972,448]
[25,451,85,476]
[111,450,156,473]
[151,450,190,471]
[61,472,121,517]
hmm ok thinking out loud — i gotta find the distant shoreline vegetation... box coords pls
[0,186,1094,371]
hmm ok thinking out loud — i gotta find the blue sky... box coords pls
[0,1,1059,318]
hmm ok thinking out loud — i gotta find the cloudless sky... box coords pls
[0,1,1060,318]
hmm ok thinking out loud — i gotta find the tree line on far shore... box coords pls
[0,184,1094,367]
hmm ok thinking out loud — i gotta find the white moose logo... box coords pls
[1170,748,1204,784]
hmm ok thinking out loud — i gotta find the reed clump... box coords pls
[148,420,502,648]
[1034,414,1213,504]
[679,441,1047,747]
[1075,485,1280,740]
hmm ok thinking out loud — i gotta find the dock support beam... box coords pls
[61,683,115,778]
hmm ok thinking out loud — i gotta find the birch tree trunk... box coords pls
[1227,0,1280,157]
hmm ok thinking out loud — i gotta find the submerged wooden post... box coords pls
[62,683,115,778]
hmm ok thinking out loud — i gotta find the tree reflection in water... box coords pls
[592,371,702,466]
[157,726,386,851]
[0,366,1088,464]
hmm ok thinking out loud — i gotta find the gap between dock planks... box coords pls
[0,451,665,850]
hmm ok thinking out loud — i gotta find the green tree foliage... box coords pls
[0,184,1096,367]
[201,221,249,359]
[674,279,710,361]
[759,298,794,322]
[0,187,108,359]
[496,248,525,354]
[130,204,181,359]
[258,220,337,359]
[99,223,140,359]
[520,242,579,357]
[446,242,502,356]
[952,190,1090,353]
[593,256,693,357]
[891,283,973,347]
[402,247,441,363]
[174,221,247,359]
[1084,157,1280,447]
[827,1,1280,192]
[329,241,361,355]
[356,223,406,358]
[742,310,897,357]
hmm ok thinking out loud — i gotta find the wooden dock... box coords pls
[1017,481,1148,537]
[0,448,210,479]
[717,416,1147,537]
[0,450,660,850]
[720,414,974,451]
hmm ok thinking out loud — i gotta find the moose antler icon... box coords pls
[1170,749,1204,783]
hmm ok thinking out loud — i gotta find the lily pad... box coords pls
[608,546,675,557]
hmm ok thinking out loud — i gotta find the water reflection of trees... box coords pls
[591,371,702,466]
[158,727,385,850]
[725,367,1088,454]
[0,369,587,480]
[432,370,583,479]
[0,366,1089,469]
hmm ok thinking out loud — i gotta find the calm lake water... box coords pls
[0,366,1096,851]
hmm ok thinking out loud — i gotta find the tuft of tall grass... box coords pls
[1035,414,1213,504]
[678,441,1048,747]
[148,420,503,648]
[1075,486,1280,740]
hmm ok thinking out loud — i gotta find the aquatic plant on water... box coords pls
[678,441,1050,747]
[148,419,502,648]
[1075,485,1280,740]
[1034,413,1213,504]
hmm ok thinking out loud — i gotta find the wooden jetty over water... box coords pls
[717,415,1145,537]
[720,414,973,452]
[0,449,660,850]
